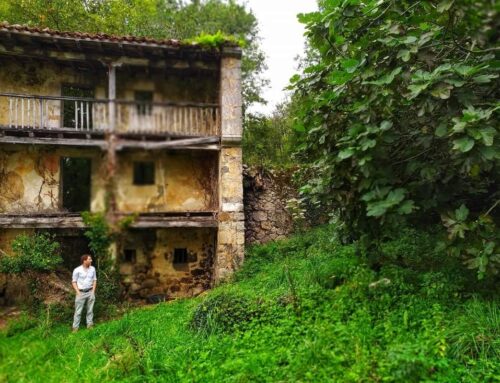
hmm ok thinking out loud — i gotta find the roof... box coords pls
[0,22,184,47]
[0,22,241,60]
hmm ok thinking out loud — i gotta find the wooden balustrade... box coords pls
[0,93,219,136]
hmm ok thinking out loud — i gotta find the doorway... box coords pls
[60,157,91,212]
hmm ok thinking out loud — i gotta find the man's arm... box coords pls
[92,268,97,294]
[72,269,80,295]
[72,281,80,296]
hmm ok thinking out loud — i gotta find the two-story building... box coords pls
[0,23,244,299]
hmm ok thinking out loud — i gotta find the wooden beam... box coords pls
[116,136,219,150]
[130,220,217,228]
[0,216,85,228]
[0,46,219,71]
[0,215,217,228]
[0,135,107,148]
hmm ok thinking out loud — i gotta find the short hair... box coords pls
[80,254,92,264]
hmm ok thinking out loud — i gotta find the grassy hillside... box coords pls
[0,226,499,382]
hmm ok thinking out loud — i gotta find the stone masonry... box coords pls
[244,167,295,245]
[214,53,245,282]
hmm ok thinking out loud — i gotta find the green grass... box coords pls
[1,226,499,382]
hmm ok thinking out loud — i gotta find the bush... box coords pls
[190,291,261,334]
[0,233,61,274]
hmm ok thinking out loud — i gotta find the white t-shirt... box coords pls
[72,265,97,290]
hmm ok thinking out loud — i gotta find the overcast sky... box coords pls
[245,0,318,115]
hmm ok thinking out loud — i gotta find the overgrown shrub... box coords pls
[0,233,61,274]
[190,291,261,334]
[81,212,121,303]
[293,0,500,278]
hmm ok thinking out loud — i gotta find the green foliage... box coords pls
[0,0,267,109]
[0,226,499,381]
[243,101,300,168]
[190,290,261,335]
[81,212,112,269]
[81,212,120,303]
[292,1,500,277]
[4,312,37,337]
[189,31,244,49]
[0,233,61,274]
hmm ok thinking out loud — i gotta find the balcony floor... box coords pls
[0,126,220,150]
[0,212,218,229]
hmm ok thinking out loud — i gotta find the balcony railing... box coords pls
[0,93,220,136]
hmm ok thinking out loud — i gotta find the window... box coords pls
[133,162,155,185]
[134,91,153,116]
[62,85,94,129]
[61,157,91,212]
[173,248,188,264]
[123,249,136,263]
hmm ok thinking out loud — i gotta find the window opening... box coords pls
[133,161,155,185]
[173,248,188,264]
[135,91,153,116]
[123,249,137,263]
[62,85,94,129]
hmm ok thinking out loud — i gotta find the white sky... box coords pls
[245,0,318,115]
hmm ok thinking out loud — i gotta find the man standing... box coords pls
[71,254,97,332]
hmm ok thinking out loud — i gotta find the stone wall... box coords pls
[119,227,216,299]
[243,167,296,245]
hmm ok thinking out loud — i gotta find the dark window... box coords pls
[173,248,188,264]
[61,157,91,212]
[133,162,155,185]
[135,91,153,116]
[123,249,137,263]
[62,85,94,129]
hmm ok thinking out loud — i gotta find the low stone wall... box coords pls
[243,167,296,245]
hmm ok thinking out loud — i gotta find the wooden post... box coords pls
[105,63,119,222]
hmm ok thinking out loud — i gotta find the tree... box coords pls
[243,99,299,168]
[0,0,267,109]
[292,0,499,277]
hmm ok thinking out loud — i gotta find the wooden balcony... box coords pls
[0,212,218,229]
[0,93,220,137]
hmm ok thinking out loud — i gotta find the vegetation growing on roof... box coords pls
[188,31,244,49]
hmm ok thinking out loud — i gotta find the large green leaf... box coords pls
[452,137,475,152]
[364,67,402,86]
[479,127,496,146]
[455,204,469,221]
[338,148,355,160]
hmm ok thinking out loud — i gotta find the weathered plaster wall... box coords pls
[115,151,218,213]
[119,228,215,299]
[0,146,217,214]
[0,145,104,213]
[117,68,218,104]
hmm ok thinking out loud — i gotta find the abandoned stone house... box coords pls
[0,23,244,300]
